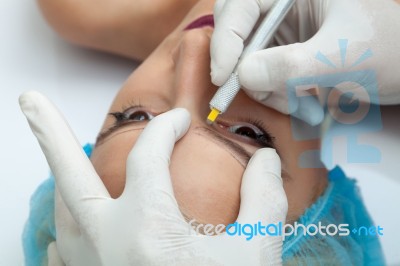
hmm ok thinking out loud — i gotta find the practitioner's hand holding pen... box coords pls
[211,0,400,125]
[20,91,287,266]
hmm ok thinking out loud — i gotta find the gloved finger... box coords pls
[236,148,287,225]
[244,89,296,115]
[235,148,287,265]
[245,84,324,126]
[54,188,80,260]
[214,0,276,24]
[47,242,65,266]
[238,42,320,93]
[213,0,226,21]
[210,0,275,86]
[124,108,191,200]
[292,94,325,126]
[19,91,109,224]
[239,41,328,123]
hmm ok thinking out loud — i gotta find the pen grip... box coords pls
[241,0,295,59]
[209,0,296,115]
[209,73,241,113]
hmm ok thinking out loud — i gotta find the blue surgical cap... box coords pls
[22,144,93,266]
[282,167,385,265]
[22,144,385,265]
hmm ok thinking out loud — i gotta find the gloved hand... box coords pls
[47,242,64,266]
[20,91,288,266]
[211,0,400,125]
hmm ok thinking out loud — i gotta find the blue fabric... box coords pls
[282,167,385,265]
[22,145,385,265]
[22,144,93,266]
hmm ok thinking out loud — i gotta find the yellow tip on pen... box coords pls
[207,108,220,124]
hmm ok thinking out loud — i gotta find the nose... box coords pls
[171,28,217,120]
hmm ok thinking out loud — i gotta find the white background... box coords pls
[0,0,399,265]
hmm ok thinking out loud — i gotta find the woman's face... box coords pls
[90,0,327,226]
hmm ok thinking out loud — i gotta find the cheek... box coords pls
[266,113,327,222]
[90,132,139,198]
[283,171,328,223]
[90,130,246,225]
[170,134,244,226]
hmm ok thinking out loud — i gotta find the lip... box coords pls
[184,14,214,31]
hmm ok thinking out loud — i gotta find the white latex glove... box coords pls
[211,0,400,125]
[48,242,65,266]
[20,91,288,266]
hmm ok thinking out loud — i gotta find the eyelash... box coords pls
[109,106,275,147]
[222,118,274,147]
[109,105,155,124]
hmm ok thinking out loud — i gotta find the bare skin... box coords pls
[38,0,329,226]
[37,0,200,60]
[37,0,400,61]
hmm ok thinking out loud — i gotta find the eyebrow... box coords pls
[194,126,254,166]
[97,120,254,163]
[95,122,142,147]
